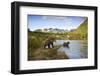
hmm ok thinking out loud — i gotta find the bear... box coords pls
[43,36,56,48]
[63,42,70,48]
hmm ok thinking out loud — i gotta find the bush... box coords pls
[28,37,41,49]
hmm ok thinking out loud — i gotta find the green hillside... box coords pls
[67,19,88,40]
[75,19,88,34]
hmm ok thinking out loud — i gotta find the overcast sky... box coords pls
[28,15,87,31]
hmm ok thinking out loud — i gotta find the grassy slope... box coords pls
[67,19,88,40]
[75,19,88,34]
[28,46,69,60]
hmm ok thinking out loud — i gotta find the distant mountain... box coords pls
[40,28,69,33]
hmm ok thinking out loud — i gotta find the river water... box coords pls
[54,40,88,59]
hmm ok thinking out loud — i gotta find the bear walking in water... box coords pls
[63,42,70,48]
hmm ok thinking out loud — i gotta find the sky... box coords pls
[28,15,87,31]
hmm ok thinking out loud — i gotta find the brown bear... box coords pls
[63,42,70,48]
[43,36,56,48]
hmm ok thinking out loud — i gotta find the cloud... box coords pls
[42,16,66,20]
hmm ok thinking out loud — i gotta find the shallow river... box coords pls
[54,40,88,59]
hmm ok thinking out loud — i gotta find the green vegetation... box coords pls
[76,19,88,34]
[67,19,88,40]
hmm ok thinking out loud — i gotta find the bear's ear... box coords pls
[67,41,69,43]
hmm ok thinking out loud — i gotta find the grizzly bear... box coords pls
[43,36,56,48]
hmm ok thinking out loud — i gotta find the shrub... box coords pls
[28,37,41,49]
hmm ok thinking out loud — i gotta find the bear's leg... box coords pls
[51,42,54,48]
[44,45,46,48]
[48,44,51,48]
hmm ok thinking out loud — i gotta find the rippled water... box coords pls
[54,40,88,59]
